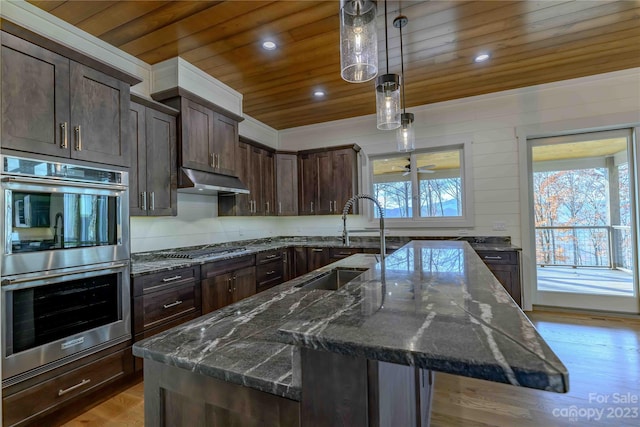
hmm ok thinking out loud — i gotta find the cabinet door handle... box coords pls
[484,256,503,260]
[60,122,68,148]
[266,201,270,213]
[141,192,147,211]
[214,153,220,169]
[161,275,182,282]
[337,252,352,255]
[312,248,323,252]
[228,277,233,292]
[58,379,91,396]
[334,200,337,213]
[265,254,277,259]
[150,191,155,211]
[163,300,183,309]
[74,125,82,151]
[310,201,314,213]
[329,201,333,212]
[279,202,282,214]
[266,270,276,275]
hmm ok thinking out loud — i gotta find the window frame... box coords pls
[368,140,474,228]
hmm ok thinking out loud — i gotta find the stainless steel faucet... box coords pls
[341,194,385,261]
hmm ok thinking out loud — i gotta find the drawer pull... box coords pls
[337,252,352,255]
[60,122,68,148]
[266,270,276,275]
[161,275,183,283]
[312,248,323,252]
[58,378,91,396]
[265,254,278,259]
[74,125,82,151]
[163,300,183,309]
[483,256,503,260]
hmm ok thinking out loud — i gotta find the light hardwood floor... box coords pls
[61,311,640,427]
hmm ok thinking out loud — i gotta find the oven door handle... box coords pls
[1,176,126,192]
[1,261,129,288]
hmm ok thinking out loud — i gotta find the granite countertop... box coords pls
[132,240,568,402]
[130,237,395,276]
[130,236,520,276]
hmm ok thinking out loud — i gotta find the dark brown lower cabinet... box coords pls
[144,359,299,426]
[2,343,133,427]
[201,256,256,315]
[283,248,295,281]
[132,266,201,372]
[475,250,522,307]
[329,247,362,260]
[256,250,285,292]
[293,247,307,277]
[307,247,331,271]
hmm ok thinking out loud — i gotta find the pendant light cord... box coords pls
[384,0,389,74]
[399,14,406,114]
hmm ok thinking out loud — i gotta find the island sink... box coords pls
[294,268,366,290]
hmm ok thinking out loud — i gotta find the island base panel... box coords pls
[143,359,299,426]
[300,348,433,427]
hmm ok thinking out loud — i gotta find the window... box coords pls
[370,142,473,227]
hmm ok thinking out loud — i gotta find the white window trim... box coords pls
[367,139,474,228]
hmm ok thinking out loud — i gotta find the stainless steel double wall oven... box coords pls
[1,155,130,382]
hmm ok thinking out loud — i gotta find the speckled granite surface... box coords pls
[130,235,519,276]
[132,240,567,402]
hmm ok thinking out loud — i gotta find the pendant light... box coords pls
[376,0,401,130]
[340,0,378,83]
[394,14,415,152]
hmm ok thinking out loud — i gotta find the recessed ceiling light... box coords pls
[313,90,326,98]
[474,53,490,63]
[262,40,277,50]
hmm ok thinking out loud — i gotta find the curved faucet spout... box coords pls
[341,194,385,261]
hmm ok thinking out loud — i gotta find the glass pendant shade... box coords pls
[340,0,378,83]
[376,73,401,130]
[397,113,415,152]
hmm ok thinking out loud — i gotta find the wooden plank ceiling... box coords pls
[28,0,640,130]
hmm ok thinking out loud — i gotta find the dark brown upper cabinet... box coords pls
[298,145,360,215]
[1,31,137,167]
[219,138,276,217]
[151,88,243,177]
[276,153,298,216]
[129,95,178,216]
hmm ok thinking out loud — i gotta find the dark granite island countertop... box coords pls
[132,240,567,426]
[278,240,567,393]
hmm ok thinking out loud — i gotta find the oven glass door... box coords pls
[8,189,119,253]
[2,178,128,275]
[2,262,131,380]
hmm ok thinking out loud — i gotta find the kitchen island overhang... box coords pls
[133,240,568,426]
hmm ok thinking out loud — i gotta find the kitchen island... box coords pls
[132,240,568,426]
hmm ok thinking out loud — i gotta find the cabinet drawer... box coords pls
[202,255,255,278]
[256,250,283,264]
[329,247,362,259]
[256,261,284,291]
[475,251,518,265]
[135,283,199,332]
[134,265,200,296]
[3,348,129,427]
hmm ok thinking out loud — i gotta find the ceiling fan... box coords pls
[393,158,436,176]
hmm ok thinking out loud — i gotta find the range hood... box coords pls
[178,168,250,195]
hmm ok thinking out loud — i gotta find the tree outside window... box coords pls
[371,147,465,222]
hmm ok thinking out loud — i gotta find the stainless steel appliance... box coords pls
[1,155,131,382]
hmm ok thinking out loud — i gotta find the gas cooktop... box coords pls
[162,246,247,259]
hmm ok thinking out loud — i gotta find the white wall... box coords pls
[279,68,640,248]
